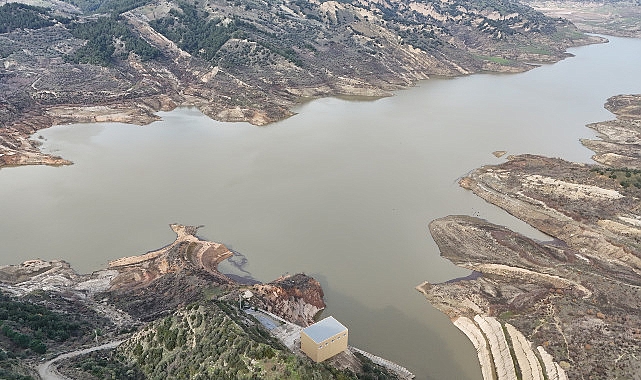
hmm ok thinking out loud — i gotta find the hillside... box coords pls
[0,225,402,379]
[525,0,641,37]
[0,290,112,379]
[0,0,599,168]
[55,301,398,380]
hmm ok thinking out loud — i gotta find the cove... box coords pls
[1,36,641,379]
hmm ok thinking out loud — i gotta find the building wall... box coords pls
[301,332,321,362]
[301,330,348,362]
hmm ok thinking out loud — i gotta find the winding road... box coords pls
[37,340,124,380]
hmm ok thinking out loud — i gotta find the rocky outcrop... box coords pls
[101,224,236,320]
[108,224,233,290]
[0,259,123,298]
[250,273,325,326]
[0,259,81,294]
[450,315,561,380]
[0,96,177,168]
[0,116,72,168]
[581,94,641,169]
[0,224,327,328]
[0,226,338,379]
[460,155,641,276]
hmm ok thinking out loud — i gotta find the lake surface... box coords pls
[2,36,641,379]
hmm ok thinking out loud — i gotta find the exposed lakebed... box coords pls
[1,36,640,379]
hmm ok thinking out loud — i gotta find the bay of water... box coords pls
[1,36,640,379]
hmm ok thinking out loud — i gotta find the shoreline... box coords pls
[0,224,413,379]
[419,95,641,379]
[0,29,603,170]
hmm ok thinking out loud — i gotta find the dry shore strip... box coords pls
[418,94,641,380]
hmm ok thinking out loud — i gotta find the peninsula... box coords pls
[418,94,641,379]
[0,224,404,379]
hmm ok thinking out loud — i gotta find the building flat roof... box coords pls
[302,316,347,343]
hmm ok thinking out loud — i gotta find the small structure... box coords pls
[239,290,253,309]
[300,316,348,362]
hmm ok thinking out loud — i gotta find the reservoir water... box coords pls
[1,36,641,379]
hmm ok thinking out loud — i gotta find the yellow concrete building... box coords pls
[300,316,348,362]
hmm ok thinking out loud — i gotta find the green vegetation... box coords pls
[66,15,160,65]
[118,301,398,379]
[520,45,553,56]
[59,350,145,380]
[355,352,402,380]
[0,363,34,380]
[498,310,517,320]
[477,17,517,38]
[477,55,512,65]
[591,167,641,189]
[0,345,34,380]
[397,28,442,52]
[149,3,236,61]
[0,44,14,59]
[256,40,303,67]
[0,291,96,380]
[0,291,397,380]
[0,3,55,34]
[0,292,86,354]
[62,0,151,15]
[149,3,302,66]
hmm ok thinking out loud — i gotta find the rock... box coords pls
[108,224,234,290]
[1,224,327,330]
[582,95,641,169]
[250,273,325,326]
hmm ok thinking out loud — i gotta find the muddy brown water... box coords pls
[1,36,640,379]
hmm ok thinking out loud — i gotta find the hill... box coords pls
[0,224,402,379]
[0,0,599,168]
